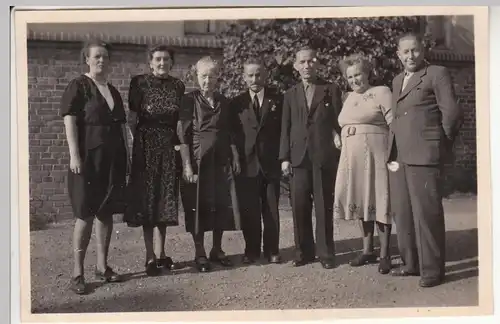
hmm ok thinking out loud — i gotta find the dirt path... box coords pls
[29,196,478,313]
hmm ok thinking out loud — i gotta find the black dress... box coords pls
[60,75,128,220]
[177,90,242,234]
[123,74,185,227]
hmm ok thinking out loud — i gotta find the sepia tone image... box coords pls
[17,7,487,319]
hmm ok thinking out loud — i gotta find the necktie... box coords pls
[253,94,260,120]
[305,84,314,109]
[402,72,413,91]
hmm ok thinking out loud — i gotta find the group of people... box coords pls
[60,32,463,295]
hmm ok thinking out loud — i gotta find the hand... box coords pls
[69,155,82,174]
[281,161,292,177]
[183,164,196,183]
[334,133,342,149]
[232,159,241,175]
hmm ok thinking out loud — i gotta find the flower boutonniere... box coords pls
[268,99,277,112]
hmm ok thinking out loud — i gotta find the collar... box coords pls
[249,88,265,105]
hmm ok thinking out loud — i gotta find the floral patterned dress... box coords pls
[333,85,393,224]
[124,74,185,226]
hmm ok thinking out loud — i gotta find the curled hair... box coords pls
[194,56,221,75]
[147,44,175,64]
[338,53,372,78]
[80,38,111,64]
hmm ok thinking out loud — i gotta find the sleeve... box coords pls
[228,97,243,148]
[60,78,84,117]
[377,86,394,126]
[176,79,186,98]
[177,93,194,146]
[128,76,143,113]
[278,93,291,161]
[332,84,343,135]
[434,67,463,142]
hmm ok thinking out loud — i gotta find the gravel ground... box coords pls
[30,195,478,313]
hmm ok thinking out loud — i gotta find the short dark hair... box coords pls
[396,32,424,46]
[338,53,372,78]
[295,45,318,61]
[147,44,175,64]
[80,39,111,63]
[243,56,266,68]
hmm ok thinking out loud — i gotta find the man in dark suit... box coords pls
[279,46,342,269]
[232,57,284,264]
[387,33,463,287]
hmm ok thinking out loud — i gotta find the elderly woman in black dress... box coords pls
[123,45,185,276]
[178,56,242,272]
[61,39,129,294]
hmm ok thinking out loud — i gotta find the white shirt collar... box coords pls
[249,88,265,106]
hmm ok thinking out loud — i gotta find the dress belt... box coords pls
[341,124,389,137]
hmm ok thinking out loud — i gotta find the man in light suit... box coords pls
[387,33,463,287]
[279,46,343,269]
[232,57,284,264]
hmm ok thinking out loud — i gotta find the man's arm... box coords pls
[278,92,291,162]
[434,67,464,144]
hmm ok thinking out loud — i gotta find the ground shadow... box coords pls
[275,228,478,268]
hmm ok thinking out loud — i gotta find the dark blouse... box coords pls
[177,90,239,164]
[128,74,185,129]
[60,75,126,152]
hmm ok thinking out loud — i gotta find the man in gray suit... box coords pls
[387,33,463,287]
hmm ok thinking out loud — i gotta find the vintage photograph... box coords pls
[13,5,491,322]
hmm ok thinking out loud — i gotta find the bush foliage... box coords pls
[186,17,434,98]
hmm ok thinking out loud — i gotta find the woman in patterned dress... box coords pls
[124,45,185,276]
[61,40,129,294]
[177,56,242,273]
[333,53,393,274]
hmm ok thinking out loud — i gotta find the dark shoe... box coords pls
[320,258,336,269]
[419,276,444,288]
[195,256,212,273]
[268,254,282,264]
[69,275,86,295]
[378,256,392,274]
[349,253,378,267]
[390,267,420,277]
[242,255,256,264]
[145,259,161,276]
[209,252,233,267]
[292,256,315,267]
[157,257,178,270]
[95,266,123,283]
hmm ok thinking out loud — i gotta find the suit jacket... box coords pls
[231,87,283,179]
[388,64,463,166]
[279,79,343,168]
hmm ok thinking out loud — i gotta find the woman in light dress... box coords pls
[333,53,393,274]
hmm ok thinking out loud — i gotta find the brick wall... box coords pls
[428,51,477,195]
[27,40,477,225]
[28,39,222,224]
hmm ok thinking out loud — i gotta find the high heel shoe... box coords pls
[145,259,161,276]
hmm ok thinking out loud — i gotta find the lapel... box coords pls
[398,65,428,102]
[296,83,309,118]
[258,87,273,127]
[308,82,328,117]
[245,91,259,128]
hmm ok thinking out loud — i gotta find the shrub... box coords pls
[194,17,436,98]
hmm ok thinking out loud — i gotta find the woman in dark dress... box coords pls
[61,40,129,294]
[178,56,242,272]
[123,45,185,276]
